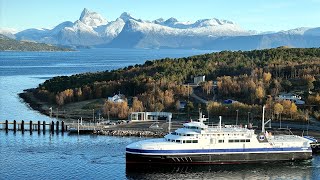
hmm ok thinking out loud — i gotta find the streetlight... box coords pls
[93,109,95,125]
[49,107,52,119]
[236,110,239,125]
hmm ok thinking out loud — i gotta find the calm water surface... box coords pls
[0,48,319,179]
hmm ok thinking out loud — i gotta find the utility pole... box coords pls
[49,107,52,119]
[236,109,239,125]
[56,108,59,120]
[93,109,95,125]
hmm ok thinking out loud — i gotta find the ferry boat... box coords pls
[126,106,315,164]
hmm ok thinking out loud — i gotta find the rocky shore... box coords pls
[97,129,167,137]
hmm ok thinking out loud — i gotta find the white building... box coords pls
[108,94,125,103]
[277,93,305,105]
[194,75,205,85]
[129,112,172,121]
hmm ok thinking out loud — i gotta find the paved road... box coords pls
[190,92,208,104]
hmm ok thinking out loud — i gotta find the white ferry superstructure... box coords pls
[126,106,315,164]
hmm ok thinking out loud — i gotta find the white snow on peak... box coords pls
[79,8,108,27]
[153,18,165,24]
[120,12,133,21]
[279,27,311,35]
[0,27,18,39]
[123,18,250,37]
[103,18,126,38]
[65,20,97,34]
[119,12,143,22]
[12,8,255,46]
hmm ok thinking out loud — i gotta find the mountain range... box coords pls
[2,8,320,50]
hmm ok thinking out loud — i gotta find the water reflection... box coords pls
[126,160,318,180]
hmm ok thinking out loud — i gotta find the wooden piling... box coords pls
[30,120,33,133]
[13,120,16,133]
[43,121,46,134]
[51,121,54,134]
[56,121,59,133]
[37,121,41,134]
[61,121,65,133]
[5,120,8,133]
[21,120,25,133]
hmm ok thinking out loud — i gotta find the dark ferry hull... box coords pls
[126,151,312,164]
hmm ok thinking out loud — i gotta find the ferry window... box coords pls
[218,134,220,136]
[235,139,240,143]
[171,139,175,142]
[187,140,192,143]
[246,139,250,142]
[183,140,186,143]
[228,140,234,143]
[219,140,224,143]
[240,139,245,142]
[192,140,198,143]
[201,128,204,130]
[176,140,181,143]
[171,132,177,135]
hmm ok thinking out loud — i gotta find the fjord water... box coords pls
[0,48,319,179]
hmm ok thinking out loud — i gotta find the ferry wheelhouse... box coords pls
[126,106,315,164]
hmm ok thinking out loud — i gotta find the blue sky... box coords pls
[1,0,319,32]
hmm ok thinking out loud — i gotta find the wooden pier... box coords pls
[0,120,68,134]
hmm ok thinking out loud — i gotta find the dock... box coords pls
[0,120,67,134]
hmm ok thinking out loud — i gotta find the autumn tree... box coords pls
[274,103,283,121]
[131,97,144,112]
[289,102,298,119]
[103,100,129,119]
[201,81,213,95]
[163,90,174,108]
[255,86,265,104]
[263,72,272,83]
[281,100,292,115]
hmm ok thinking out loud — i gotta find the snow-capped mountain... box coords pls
[79,8,108,27]
[0,28,18,39]
[13,8,252,47]
[10,8,320,50]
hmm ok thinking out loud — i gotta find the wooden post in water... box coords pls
[51,121,54,134]
[5,120,8,133]
[43,121,46,134]
[13,120,16,133]
[61,121,65,133]
[56,121,59,133]
[30,120,33,133]
[37,121,40,134]
[21,120,25,133]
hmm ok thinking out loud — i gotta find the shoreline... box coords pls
[19,89,320,139]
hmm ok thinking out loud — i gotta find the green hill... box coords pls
[0,34,73,51]
[28,47,320,120]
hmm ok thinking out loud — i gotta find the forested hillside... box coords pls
[0,34,73,51]
[33,47,320,120]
